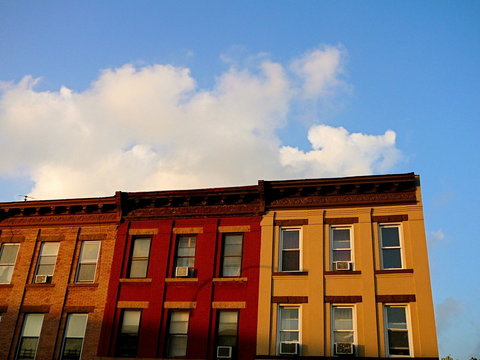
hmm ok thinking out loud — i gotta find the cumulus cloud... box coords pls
[428,229,447,247]
[0,46,403,199]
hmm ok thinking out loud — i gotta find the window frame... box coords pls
[0,243,20,284]
[331,305,356,355]
[166,310,190,358]
[379,224,404,270]
[220,233,244,277]
[384,305,413,357]
[60,313,88,360]
[16,313,44,360]
[116,309,141,357]
[127,237,151,279]
[174,235,197,277]
[279,227,302,272]
[277,305,301,355]
[330,226,354,271]
[216,310,239,356]
[34,242,60,283]
[75,241,101,283]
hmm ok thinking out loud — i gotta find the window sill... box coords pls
[26,283,55,288]
[119,278,152,283]
[272,271,308,276]
[165,277,198,283]
[68,283,99,288]
[213,277,248,282]
[375,269,414,274]
[0,283,14,288]
[324,270,362,275]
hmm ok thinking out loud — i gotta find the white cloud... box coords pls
[428,229,447,247]
[0,46,403,199]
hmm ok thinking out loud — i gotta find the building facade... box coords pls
[0,173,438,359]
[256,173,438,359]
[0,196,120,360]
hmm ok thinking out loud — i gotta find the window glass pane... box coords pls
[381,227,400,247]
[76,264,96,282]
[0,244,19,263]
[282,230,299,249]
[334,331,354,343]
[121,311,141,334]
[41,243,59,256]
[387,307,407,329]
[36,264,55,276]
[224,235,242,256]
[62,338,83,360]
[132,238,150,258]
[39,256,57,265]
[281,309,298,330]
[382,249,402,269]
[280,332,299,342]
[333,250,351,262]
[23,314,44,337]
[388,331,410,355]
[80,242,100,261]
[0,266,14,283]
[176,257,194,268]
[177,237,196,256]
[170,312,189,333]
[282,251,299,271]
[129,260,148,278]
[218,312,238,336]
[168,335,187,357]
[17,338,39,360]
[334,308,353,330]
[66,314,88,338]
[333,238,350,249]
[333,229,350,241]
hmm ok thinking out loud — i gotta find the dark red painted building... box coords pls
[98,186,263,359]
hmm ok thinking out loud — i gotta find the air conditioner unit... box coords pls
[35,275,48,283]
[334,261,352,271]
[175,266,189,277]
[279,342,299,355]
[216,346,233,359]
[335,342,354,355]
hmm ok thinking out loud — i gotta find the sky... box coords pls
[0,1,479,358]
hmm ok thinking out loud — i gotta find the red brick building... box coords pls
[0,196,120,360]
[97,186,263,360]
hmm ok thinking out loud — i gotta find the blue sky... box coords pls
[0,1,479,358]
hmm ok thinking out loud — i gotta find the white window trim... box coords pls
[330,226,354,271]
[0,243,20,284]
[75,241,101,283]
[277,305,302,355]
[279,227,303,272]
[379,224,404,270]
[384,304,413,357]
[331,304,356,356]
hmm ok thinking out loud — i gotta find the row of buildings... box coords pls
[0,173,438,359]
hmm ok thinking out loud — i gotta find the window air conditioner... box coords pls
[175,266,189,277]
[279,342,299,355]
[334,261,352,271]
[335,342,354,355]
[35,275,48,283]
[216,346,233,359]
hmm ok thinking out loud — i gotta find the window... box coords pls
[0,243,20,284]
[175,235,196,276]
[279,228,301,272]
[116,310,141,357]
[331,227,353,270]
[166,311,189,357]
[277,306,300,355]
[380,225,403,269]
[61,314,88,360]
[34,242,59,283]
[216,311,239,355]
[75,241,100,283]
[16,313,44,360]
[128,237,151,278]
[221,234,243,277]
[385,305,411,356]
[332,306,355,355]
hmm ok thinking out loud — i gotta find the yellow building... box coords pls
[256,173,438,359]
